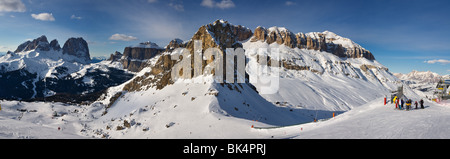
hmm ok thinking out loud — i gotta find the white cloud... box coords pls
[216,0,235,9]
[285,1,296,6]
[0,45,12,52]
[201,0,235,9]
[147,0,158,3]
[169,2,184,11]
[425,59,450,64]
[71,14,82,20]
[31,13,55,21]
[109,34,138,41]
[0,0,26,12]
[201,0,214,8]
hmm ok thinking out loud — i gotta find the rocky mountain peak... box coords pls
[62,37,91,64]
[395,70,443,83]
[49,39,61,51]
[14,35,66,53]
[15,35,48,53]
[120,41,164,72]
[131,41,162,49]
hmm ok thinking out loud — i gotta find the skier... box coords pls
[415,101,418,109]
[400,99,404,110]
[395,98,399,109]
[406,99,412,111]
[420,99,424,109]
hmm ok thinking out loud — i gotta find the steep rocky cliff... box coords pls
[121,42,164,72]
[62,37,91,64]
[122,20,253,92]
[251,27,375,60]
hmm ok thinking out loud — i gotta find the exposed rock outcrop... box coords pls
[165,38,185,51]
[49,39,61,51]
[123,20,253,91]
[108,51,123,62]
[14,36,90,63]
[14,35,52,53]
[62,37,91,63]
[121,42,164,72]
[251,27,375,60]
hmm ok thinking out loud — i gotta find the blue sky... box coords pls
[0,0,449,75]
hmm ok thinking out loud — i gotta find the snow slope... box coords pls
[0,100,86,139]
[243,41,401,112]
[83,75,315,138]
[271,98,450,139]
[0,50,86,79]
[3,96,449,139]
[395,70,450,99]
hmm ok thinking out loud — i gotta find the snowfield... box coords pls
[1,97,450,139]
[289,98,450,139]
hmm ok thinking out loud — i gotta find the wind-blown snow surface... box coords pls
[0,101,86,139]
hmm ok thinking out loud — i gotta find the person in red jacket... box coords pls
[395,98,399,109]
[415,101,418,109]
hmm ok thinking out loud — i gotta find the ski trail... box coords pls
[31,73,39,98]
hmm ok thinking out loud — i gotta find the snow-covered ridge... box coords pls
[250,25,375,60]
[308,30,365,50]
[0,36,92,77]
[394,70,445,84]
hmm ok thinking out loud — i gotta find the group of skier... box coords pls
[393,97,424,111]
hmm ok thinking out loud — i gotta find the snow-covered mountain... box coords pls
[0,35,133,102]
[1,20,426,139]
[394,70,450,99]
[394,70,448,84]
[77,20,413,138]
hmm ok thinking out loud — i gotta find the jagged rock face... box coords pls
[187,20,252,79]
[108,51,122,62]
[123,47,160,60]
[251,27,267,43]
[123,20,254,91]
[251,27,375,60]
[62,37,91,63]
[14,36,66,53]
[121,20,377,93]
[15,35,51,53]
[121,42,164,72]
[186,20,252,52]
[49,39,61,51]
[165,38,185,51]
[253,27,294,48]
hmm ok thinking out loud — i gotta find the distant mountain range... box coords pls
[394,70,450,84]
[0,35,133,103]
